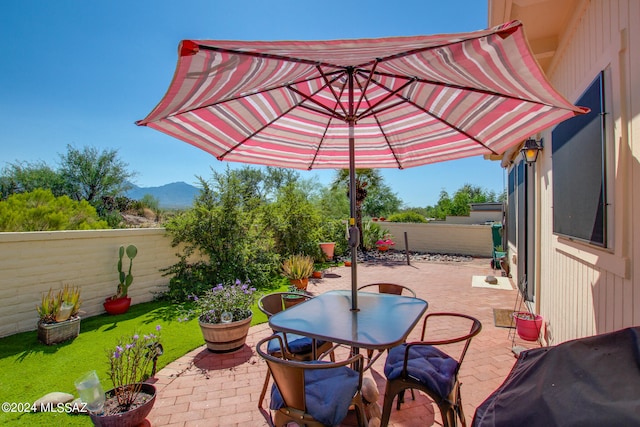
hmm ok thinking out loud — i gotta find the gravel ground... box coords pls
[336,249,474,264]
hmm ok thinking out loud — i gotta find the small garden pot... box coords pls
[513,312,543,341]
[344,260,352,267]
[89,383,156,427]
[289,278,309,290]
[319,242,335,260]
[377,245,390,252]
[199,314,252,353]
[312,270,323,279]
[103,297,131,315]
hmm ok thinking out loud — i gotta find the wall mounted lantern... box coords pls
[521,138,543,165]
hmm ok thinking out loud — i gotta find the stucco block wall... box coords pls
[381,222,492,257]
[0,228,180,338]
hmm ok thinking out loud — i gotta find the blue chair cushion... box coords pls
[267,332,326,355]
[270,361,359,426]
[384,344,459,399]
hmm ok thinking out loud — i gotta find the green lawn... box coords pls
[0,295,274,426]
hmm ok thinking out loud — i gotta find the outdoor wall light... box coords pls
[521,138,543,165]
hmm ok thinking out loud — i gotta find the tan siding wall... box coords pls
[0,228,180,338]
[534,0,639,344]
[380,222,492,257]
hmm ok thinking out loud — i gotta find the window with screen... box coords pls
[552,72,606,246]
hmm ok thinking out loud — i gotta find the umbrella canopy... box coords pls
[137,20,587,309]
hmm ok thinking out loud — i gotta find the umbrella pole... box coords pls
[347,67,359,312]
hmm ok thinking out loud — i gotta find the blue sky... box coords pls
[0,0,506,207]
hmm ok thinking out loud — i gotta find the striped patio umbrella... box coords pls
[137,20,586,310]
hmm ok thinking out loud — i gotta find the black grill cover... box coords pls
[473,327,640,427]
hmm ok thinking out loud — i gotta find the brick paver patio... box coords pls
[147,257,539,426]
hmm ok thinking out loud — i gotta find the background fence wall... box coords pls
[380,222,493,257]
[0,228,178,338]
[0,223,493,338]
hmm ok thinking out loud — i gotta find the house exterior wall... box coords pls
[502,0,640,344]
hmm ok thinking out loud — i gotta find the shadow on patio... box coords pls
[148,257,539,427]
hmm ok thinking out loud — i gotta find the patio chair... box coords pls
[256,334,368,427]
[381,312,482,427]
[357,283,417,363]
[357,283,416,297]
[257,292,335,408]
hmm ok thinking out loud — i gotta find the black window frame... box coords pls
[552,72,607,247]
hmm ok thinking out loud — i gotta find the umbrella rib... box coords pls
[353,62,378,115]
[195,44,347,70]
[288,86,347,122]
[354,75,416,120]
[308,117,333,170]
[217,103,302,160]
[373,70,580,112]
[372,112,403,169]
[317,65,348,118]
[363,23,521,67]
[362,77,497,155]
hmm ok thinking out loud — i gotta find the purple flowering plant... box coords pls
[107,325,162,408]
[185,279,257,324]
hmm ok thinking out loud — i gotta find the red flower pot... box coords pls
[103,297,132,315]
[513,312,543,341]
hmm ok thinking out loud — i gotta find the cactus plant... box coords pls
[116,244,138,298]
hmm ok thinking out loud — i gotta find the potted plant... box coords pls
[37,284,82,345]
[282,285,308,309]
[318,242,336,261]
[513,311,543,341]
[282,254,314,290]
[87,326,162,426]
[184,279,257,353]
[376,235,395,252]
[104,245,138,315]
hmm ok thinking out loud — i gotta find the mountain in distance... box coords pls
[126,181,200,209]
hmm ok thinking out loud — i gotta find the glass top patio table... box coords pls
[268,290,428,352]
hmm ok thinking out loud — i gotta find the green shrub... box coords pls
[388,211,428,223]
[163,171,278,300]
[0,188,108,231]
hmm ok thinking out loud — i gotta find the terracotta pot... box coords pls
[89,383,156,427]
[103,297,131,315]
[289,278,309,290]
[513,312,543,341]
[344,260,352,267]
[312,270,323,279]
[377,245,389,252]
[318,242,335,260]
[199,314,252,353]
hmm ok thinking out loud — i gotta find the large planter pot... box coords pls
[103,297,131,315]
[37,316,81,345]
[289,278,309,290]
[199,314,252,353]
[513,312,543,341]
[319,242,336,260]
[89,383,156,427]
